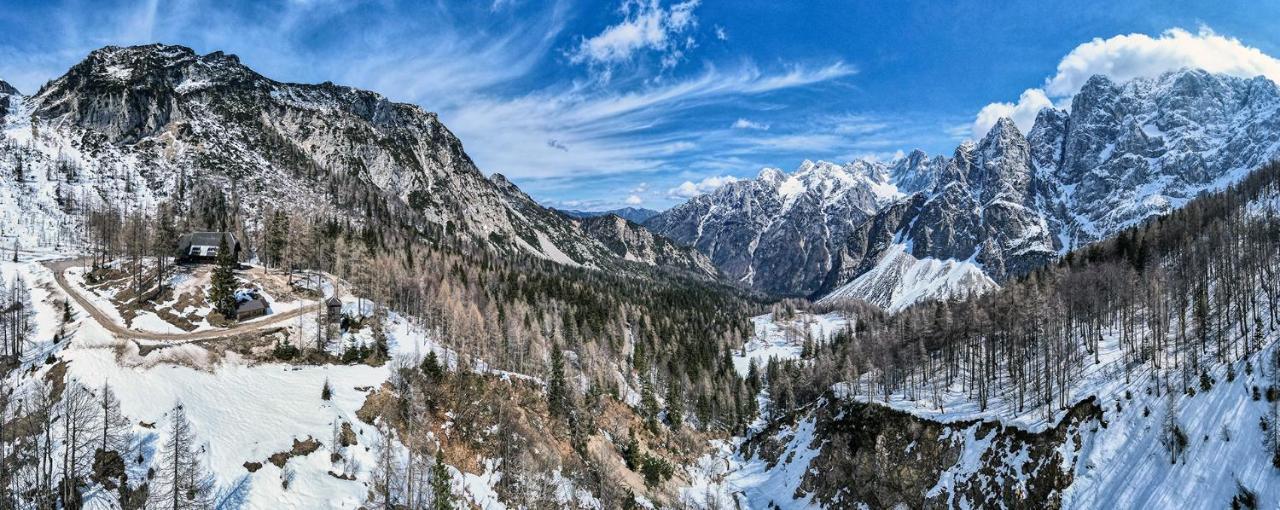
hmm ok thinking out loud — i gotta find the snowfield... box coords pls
[819,243,997,312]
[732,311,850,377]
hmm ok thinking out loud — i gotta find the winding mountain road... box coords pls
[42,258,319,342]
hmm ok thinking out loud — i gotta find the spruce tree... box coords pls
[547,343,568,418]
[430,452,454,510]
[665,381,684,430]
[208,235,238,318]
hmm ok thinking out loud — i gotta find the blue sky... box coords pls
[3,1,1280,210]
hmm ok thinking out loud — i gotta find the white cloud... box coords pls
[967,27,1280,139]
[731,118,768,130]
[971,27,1280,139]
[667,175,738,198]
[625,194,644,205]
[713,25,727,41]
[1045,27,1280,96]
[569,0,700,68]
[971,88,1052,138]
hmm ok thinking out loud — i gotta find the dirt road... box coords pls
[42,258,318,342]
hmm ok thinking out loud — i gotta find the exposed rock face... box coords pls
[645,160,901,296]
[743,396,1103,509]
[578,214,719,277]
[0,80,18,122]
[656,69,1280,306]
[0,44,713,278]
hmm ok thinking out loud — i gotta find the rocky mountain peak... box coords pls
[0,80,18,96]
[757,167,786,185]
[1,44,716,281]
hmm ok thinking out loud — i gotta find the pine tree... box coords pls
[665,380,684,430]
[640,378,659,433]
[547,343,568,418]
[420,351,444,383]
[429,452,454,510]
[208,235,238,319]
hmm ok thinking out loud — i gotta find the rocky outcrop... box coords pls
[578,214,718,277]
[743,396,1103,509]
[557,207,659,224]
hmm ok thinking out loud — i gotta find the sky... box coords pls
[2,1,1280,211]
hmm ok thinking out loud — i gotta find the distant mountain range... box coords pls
[555,206,660,224]
[648,68,1280,309]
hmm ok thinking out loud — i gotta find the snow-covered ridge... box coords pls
[819,243,996,311]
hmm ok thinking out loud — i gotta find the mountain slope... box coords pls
[0,44,713,278]
[824,69,1280,303]
[688,162,1280,509]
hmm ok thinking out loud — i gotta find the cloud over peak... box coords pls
[971,27,1280,139]
[668,174,739,199]
[1045,27,1280,97]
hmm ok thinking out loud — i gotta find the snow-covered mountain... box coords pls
[0,44,713,277]
[655,68,1280,309]
[645,159,902,296]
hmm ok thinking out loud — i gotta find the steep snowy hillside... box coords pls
[646,159,902,296]
[0,44,713,278]
[818,243,996,312]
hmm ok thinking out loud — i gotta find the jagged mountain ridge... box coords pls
[653,68,1280,307]
[0,44,714,278]
[644,159,903,296]
[823,69,1280,300]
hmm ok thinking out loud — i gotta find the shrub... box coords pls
[640,453,674,488]
[321,379,332,401]
[1232,480,1258,510]
[273,340,299,361]
[421,351,445,382]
